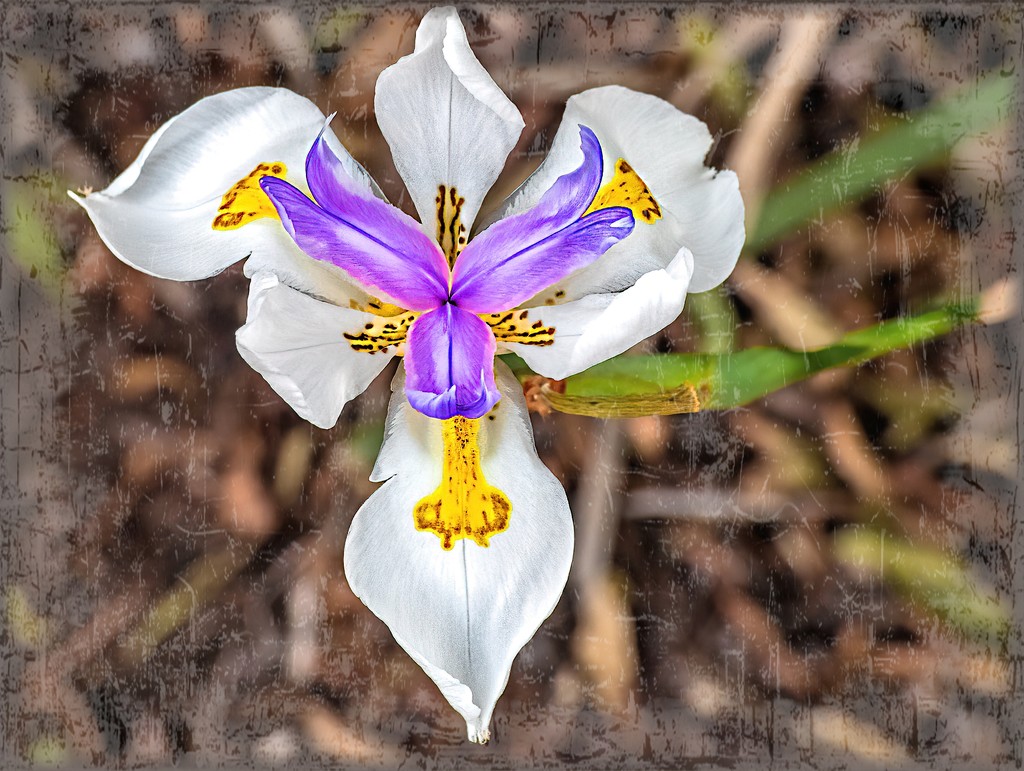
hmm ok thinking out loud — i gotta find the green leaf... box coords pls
[685,286,737,353]
[3,175,66,298]
[835,526,1009,646]
[4,585,48,649]
[747,72,1017,253]
[27,735,68,768]
[313,8,365,52]
[529,299,978,417]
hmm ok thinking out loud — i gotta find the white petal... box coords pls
[488,85,744,297]
[242,245,368,309]
[235,272,394,429]
[506,247,695,380]
[374,7,524,234]
[344,361,572,741]
[70,87,379,289]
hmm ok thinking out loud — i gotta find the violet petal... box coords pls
[405,303,500,420]
[261,175,448,312]
[450,126,635,314]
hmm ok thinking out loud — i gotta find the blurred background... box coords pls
[1,3,1021,768]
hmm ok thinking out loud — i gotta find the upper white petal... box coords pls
[374,7,524,233]
[344,361,572,742]
[236,272,394,429]
[71,87,379,287]
[488,85,744,297]
[506,246,695,380]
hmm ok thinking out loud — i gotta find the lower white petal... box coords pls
[487,85,743,298]
[236,272,394,429]
[344,361,572,741]
[71,87,379,284]
[506,247,695,380]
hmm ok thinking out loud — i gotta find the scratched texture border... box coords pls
[1,2,1022,770]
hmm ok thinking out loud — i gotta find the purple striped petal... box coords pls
[450,125,635,314]
[261,160,449,312]
[405,303,500,420]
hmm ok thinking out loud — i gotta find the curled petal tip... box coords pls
[576,123,600,152]
[404,305,500,419]
[406,383,458,420]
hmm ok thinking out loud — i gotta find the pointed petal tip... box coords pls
[577,123,599,149]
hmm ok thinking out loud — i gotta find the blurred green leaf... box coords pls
[3,175,65,297]
[835,527,1009,646]
[499,352,532,378]
[529,299,977,417]
[27,735,68,768]
[350,417,386,467]
[856,375,957,452]
[4,585,48,649]
[313,8,365,52]
[747,72,1017,252]
[686,287,737,353]
[117,547,252,668]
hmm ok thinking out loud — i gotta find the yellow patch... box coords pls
[414,416,511,550]
[584,158,662,224]
[343,311,416,355]
[212,162,288,230]
[353,297,407,318]
[435,184,467,266]
[484,309,555,347]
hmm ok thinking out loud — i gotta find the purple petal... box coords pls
[450,125,635,314]
[305,120,378,209]
[261,175,448,313]
[405,303,500,420]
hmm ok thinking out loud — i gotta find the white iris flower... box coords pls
[70,7,744,743]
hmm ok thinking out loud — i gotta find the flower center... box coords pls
[342,309,417,354]
[413,416,511,550]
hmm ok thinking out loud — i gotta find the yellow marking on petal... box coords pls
[343,311,416,355]
[584,158,662,224]
[363,297,407,317]
[435,184,467,267]
[414,416,511,550]
[484,309,555,347]
[212,162,288,230]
